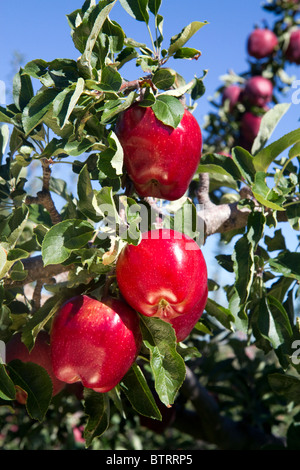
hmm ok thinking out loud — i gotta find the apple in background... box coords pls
[115,104,202,201]
[239,112,263,151]
[247,28,278,59]
[6,331,65,404]
[116,229,208,336]
[50,295,142,393]
[222,85,243,111]
[243,76,273,107]
[285,30,300,64]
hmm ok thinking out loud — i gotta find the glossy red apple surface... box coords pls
[115,104,202,201]
[243,76,273,107]
[116,229,208,332]
[50,295,142,393]
[285,30,300,64]
[247,28,278,59]
[222,85,242,111]
[170,295,208,342]
[6,331,65,403]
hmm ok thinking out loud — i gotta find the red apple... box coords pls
[115,229,208,334]
[170,294,208,342]
[243,76,273,107]
[50,295,142,393]
[6,331,65,404]
[247,28,278,59]
[285,30,300,64]
[115,104,202,201]
[222,85,242,111]
[239,112,262,150]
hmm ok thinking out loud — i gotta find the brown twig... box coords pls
[25,158,61,225]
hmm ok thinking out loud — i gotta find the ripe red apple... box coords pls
[170,294,208,342]
[222,85,242,111]
[50,295,142,393]
[239,112,262,151]
[115,229,208,336]
[115,104,202,201]
[285,30,300,64]
[247,28,278,59]
[6,331,65,404]
[243,76,273,107]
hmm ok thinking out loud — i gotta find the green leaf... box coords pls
[120,363,162,420]
[199,152,242,181]
[83,388,110,448]
[100,66,122,92]
[148,0,162,16]
[0,364,16,400]
[205,298,235,331]
[151,95,184,128]
[7,248,29,262]
[173,47,201,60]
[0,106,14,124]
[255,296,292,350]
[52,77,85,129]
[79,0,117,76]
[251,103,291,156]
[7,360,53,422]
[77,164,105,222]
[0,124,9,163]
[13,68,34,112]
[253,127,300,173]
[41,219,94,266]
[119,0,149,23]
[22,88,59,136]
[152,68,176,90]
[140,316,186,407]
[232,146,256,184]
[168,21,208,56]
[269,251,300,281]
[268,373,300,406]
[252,172,285,212]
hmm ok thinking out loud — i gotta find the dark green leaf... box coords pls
[205,298,235,330]
[22,88,59,136]
[7,360,53,422]
[152,68,176,90]
[0,364,16,400]
[12,69,34,112]
[149,0,162,16]
[268,373,300,406]
[119,0,149,23]
[269,251,300,281]
[232,146,256,184]
[121,363,162,420]
[84,388,110,448]
[52,78,85,129]
[140,316,186,407]
[100,66,122,92]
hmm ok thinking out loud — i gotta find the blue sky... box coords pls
[1,0,299,129]
[1,0,300,290]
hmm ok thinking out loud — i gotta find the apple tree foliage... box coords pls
[1,0,300,450]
